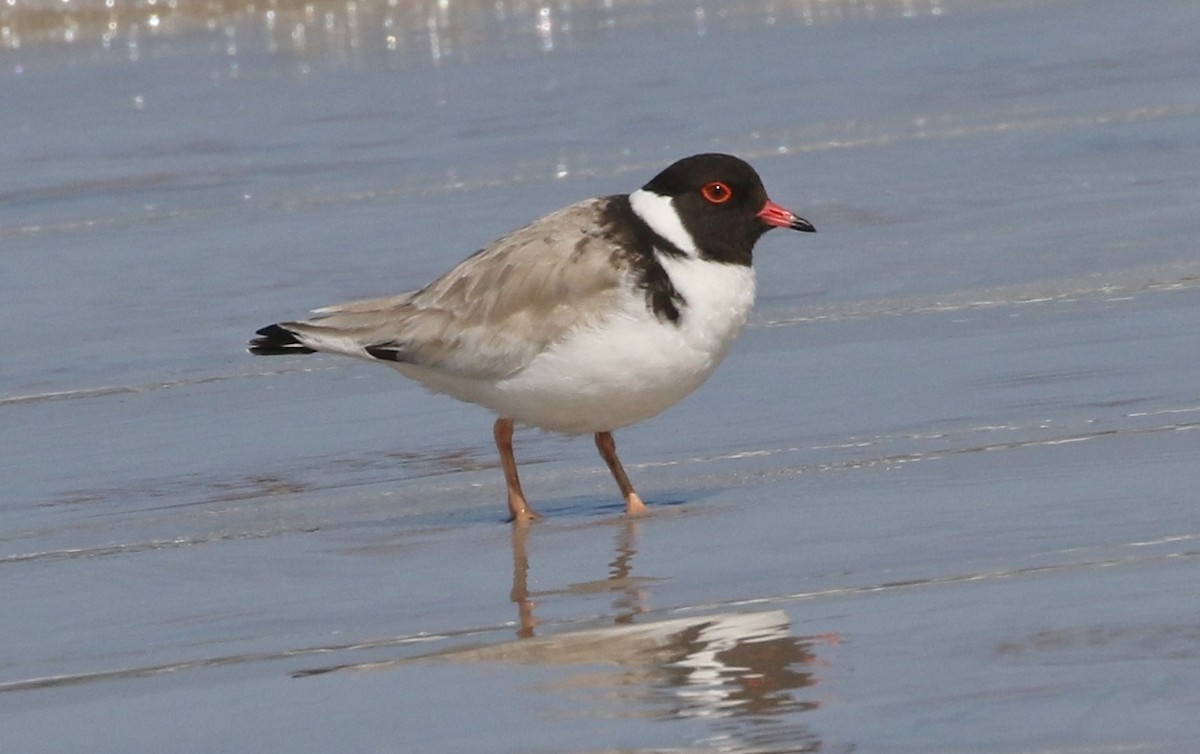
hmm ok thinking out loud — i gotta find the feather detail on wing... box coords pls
[250,198,632,380]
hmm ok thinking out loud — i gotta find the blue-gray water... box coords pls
[3,0,1199,751]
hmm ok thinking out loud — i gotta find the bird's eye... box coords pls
[700,181,733,205]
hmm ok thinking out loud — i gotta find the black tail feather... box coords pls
[247,323,316,356]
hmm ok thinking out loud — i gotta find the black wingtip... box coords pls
[247,323,316,356]
[364,345,405,362]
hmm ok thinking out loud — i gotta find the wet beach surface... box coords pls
[3,0,1199,751]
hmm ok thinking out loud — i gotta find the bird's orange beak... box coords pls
[758,200,816,232]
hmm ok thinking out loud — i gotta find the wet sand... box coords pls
[3,0,1199,751]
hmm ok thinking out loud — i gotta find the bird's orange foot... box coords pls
[624,492,647,516]
[507,499,543,525]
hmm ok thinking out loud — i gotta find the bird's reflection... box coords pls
[508,521,537,638]
[607,517,645,625]
[297,516,833,750]
[510,518,652,639]
[502,517,834,739]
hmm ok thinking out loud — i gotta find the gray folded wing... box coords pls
[271,198,630,380]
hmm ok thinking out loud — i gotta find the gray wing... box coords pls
[268,198,631,379]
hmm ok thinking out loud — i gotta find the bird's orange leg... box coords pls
[494,418,541,524]
[594,431,647,516]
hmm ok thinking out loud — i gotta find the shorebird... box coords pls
[250,153,815,522]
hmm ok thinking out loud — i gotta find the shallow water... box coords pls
[3,0,1200,751]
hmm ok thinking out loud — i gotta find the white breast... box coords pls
[453,257,757,434]
[655,252,757,357]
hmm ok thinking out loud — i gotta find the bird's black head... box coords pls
[639,153,814,266]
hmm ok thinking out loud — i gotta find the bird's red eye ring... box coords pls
[701,181,733,205]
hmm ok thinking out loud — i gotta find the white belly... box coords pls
[393,259,756,434]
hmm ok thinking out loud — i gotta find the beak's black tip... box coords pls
[791,217,817,233]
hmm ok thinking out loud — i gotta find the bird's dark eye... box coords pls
[700,181,733,205]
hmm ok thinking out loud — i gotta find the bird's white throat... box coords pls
[629,188,698,256]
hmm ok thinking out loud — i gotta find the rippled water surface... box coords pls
[3,1,1199,752]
